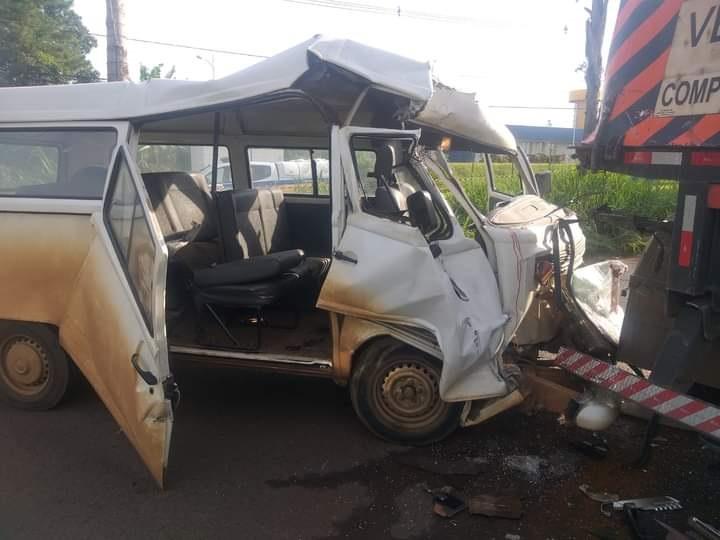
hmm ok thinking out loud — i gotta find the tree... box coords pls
[139,63,176,81]
[0,0,99,86]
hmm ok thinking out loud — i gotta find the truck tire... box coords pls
[350,338,462,445]
[0,322,70,410]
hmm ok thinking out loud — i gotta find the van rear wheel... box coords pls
[0,322,69,410]
[350,338,462,445]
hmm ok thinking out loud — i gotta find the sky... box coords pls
[73,0,620,128]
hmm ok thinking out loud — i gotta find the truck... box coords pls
[566,0,720,442]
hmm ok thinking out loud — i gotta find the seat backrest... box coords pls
[217,188,293,259]
[142,172,217,242]
[261,189,292,254]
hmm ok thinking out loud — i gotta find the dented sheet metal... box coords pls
[414,84,517,152]
[318,212,509,401]
[319,127,510,402]
[571,261,627,345]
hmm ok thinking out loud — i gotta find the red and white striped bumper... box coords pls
[555,348,720,441]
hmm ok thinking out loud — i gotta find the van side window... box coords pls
[138,144,232,191]
[0,129,117,199]
[105,153,157,333]
[247,147,329,196]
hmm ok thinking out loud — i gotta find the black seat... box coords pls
[193,250,305,307]
[217,188,331,283]
[141,173,309,328]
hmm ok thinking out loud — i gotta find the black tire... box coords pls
[0,321,70,410]
[350,338,462,445]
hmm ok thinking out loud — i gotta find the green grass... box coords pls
[448,162,678,256]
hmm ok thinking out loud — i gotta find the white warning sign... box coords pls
[655,0,720,117]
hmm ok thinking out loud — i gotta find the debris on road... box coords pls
[431,487,466,518]
[569,434,609,459]
[504,455,545,478]
[504,534,521,540]
[600,496,682,517]
[468,495,522,519]
[579,484,619,504]
[688,516,720,540]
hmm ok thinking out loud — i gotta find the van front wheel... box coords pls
[0,322,69,410]
[350,339,462,445]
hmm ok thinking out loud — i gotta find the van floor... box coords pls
[168,306,332,360]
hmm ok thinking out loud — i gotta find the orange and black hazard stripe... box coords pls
[598,0,720,149]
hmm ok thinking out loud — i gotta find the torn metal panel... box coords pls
[414,83,517,153]
[571,260,627,345]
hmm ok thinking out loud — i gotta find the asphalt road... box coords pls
[1,365,719,540]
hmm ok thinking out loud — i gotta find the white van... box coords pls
[0,37,588,486]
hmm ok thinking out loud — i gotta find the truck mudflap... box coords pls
[554,348,720,442]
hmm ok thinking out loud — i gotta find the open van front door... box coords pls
[59,145,173,487]
[319,126,510,402]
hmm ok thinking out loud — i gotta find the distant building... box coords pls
[447,124,583,163]
[568,89,587,130]
[507,125,583,162]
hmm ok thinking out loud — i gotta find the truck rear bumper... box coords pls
[555,348,720,441]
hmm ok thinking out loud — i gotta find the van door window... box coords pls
[351,137,425,220]
[0,129,117,199]
[247,147,329,196]
[486,153,525,197]
[105,153,157,332]
[137,144,232,191]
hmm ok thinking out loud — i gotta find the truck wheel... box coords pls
[350,338,462,445]
[0,322,69,410]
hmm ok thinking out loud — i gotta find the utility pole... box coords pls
[105,0,129,81]
[583,0,607,136]
[196,54,216,79]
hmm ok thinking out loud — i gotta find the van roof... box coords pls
[0,35,516,152]
[0,36,431,123]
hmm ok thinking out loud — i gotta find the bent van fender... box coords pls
[333,315,443,382]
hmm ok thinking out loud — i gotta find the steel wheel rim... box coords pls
[0,336,50,397]
[372,355,448,431]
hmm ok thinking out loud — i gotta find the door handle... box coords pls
[333,250,358,264]
[131,353,158,386]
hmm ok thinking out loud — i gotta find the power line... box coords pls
[281,0,475,24]
[90,33,270,59]
[88,30,580,113]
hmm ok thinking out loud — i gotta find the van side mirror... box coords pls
[535,171,552,196]
[407,190,440,234]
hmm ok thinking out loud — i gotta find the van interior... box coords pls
[136,90,434,373]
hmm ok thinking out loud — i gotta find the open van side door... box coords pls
[59,145,173,487]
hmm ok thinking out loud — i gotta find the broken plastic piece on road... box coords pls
[569,434,609,459]
[579,484,619,503]
[431,486,466,518]
[600,496,682,517]
[468,495,522,519]
[688,516,720,540]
